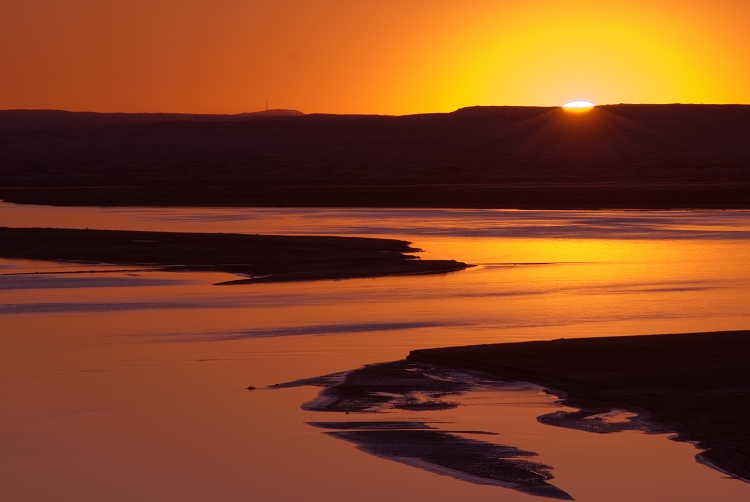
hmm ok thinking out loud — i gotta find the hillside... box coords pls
[1,105,749,208]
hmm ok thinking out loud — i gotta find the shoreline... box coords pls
[0,227,470,284]
[3,182,750,209]
[407,330,750,482]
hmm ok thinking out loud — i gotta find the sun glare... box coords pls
[563,100,595,111]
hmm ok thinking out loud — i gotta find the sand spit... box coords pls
[408,330,750,483]
[272,361,573,499]
[274,331,750,496]
[327,428,572,500]
[0,227,468,284]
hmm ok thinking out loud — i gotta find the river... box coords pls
[1,203,749,501]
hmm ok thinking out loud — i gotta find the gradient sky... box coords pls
[2,0,749,114]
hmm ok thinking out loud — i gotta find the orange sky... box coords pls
[2,0,749,114]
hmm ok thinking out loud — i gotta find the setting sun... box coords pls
[563,100,595,110]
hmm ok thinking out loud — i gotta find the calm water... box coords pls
[1,202,750,501]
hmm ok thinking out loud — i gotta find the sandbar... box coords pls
[408,330,750,482]
[0,227,469,284]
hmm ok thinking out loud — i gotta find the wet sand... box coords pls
[278,331,750,496]
[408,330,750,482]
[273,361,574,499]
[0,227,468,284]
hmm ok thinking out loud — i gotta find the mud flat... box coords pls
[408,330,750,482]
[272,360,574,499]
[0,227,468,284]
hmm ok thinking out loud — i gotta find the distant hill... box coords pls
[1,105,749,208]
[239,109,306,117]
[0,109,305,131]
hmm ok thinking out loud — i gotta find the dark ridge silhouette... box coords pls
[0,227,468,284]
[408,330,750,483]
[0,108,305,131]
[1,104,749,208]
[239,109,305,117]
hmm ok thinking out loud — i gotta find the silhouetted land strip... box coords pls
[4,182,750,208]
[273,360,573,498]
[2,105,750,208]
[0,227,468,284]
[408,330,750,482]
[325,428,571,499]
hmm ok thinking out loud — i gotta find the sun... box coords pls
[562,100,595,112]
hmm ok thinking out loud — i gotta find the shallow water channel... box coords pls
[1,203,750,501]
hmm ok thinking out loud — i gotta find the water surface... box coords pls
[1,203,749,501]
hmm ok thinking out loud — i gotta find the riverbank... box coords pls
[408,330,750,482]
[0,227,469,284]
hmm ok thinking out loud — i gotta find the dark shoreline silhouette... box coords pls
[0,227,468,284]
[276,331,750,494]
[272,361,573,499]
[408,330,750,483]
[2,105,749,208]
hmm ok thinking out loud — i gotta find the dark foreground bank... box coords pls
[0,227,468,284]
[273,361,575,499]
[408,330,750,481]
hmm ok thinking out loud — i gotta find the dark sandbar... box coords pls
[327,428,572,500]
[273,361,573,499]
[0,227,468,284]
[408,330,750,481]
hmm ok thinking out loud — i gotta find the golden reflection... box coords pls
[3,211,750,501]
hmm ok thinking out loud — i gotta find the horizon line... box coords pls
[3,102,750,117]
